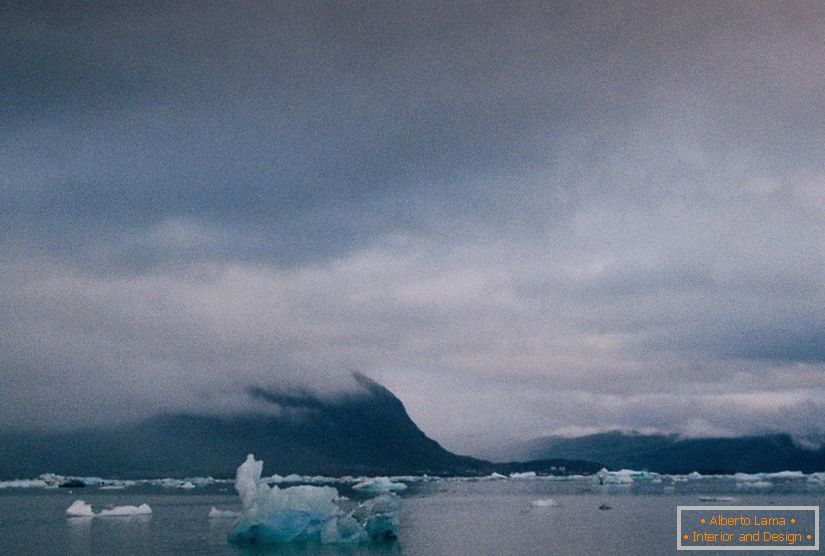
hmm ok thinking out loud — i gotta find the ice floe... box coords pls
[509,471,537,479]
[98,504,152,517]
[736,480,772,490]
[227,454,399,545]
[531,498,560,507]
[66,500,95,517]
[66,500,152,517]
[352,477,407,493]
[594,468,633,485]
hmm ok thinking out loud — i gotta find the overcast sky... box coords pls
[2,1,825,454]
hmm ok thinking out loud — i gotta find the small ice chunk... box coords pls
[98,503,152,517]
[352,477,407,493]
[531,498,560,507]
[509,471,537,479]
[209,507,241,518]
[66,500,95,517]
[697,496,737,502]
[488,472,507,480]
[66,500,151,517]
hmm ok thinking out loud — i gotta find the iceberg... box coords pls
[227,454,399,545]
[66,500,151,517]
[531,498,560,507]
[352,477,407,493]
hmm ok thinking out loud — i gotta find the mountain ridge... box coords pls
[513,430,825,474]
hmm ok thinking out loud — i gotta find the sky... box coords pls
[2,1,825,455]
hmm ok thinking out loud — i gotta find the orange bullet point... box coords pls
[791,518,796,524]
[700,518,706,524]
[807,534,813,540]
[683,534,689,540]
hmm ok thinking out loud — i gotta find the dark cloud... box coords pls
[2,1,825,454]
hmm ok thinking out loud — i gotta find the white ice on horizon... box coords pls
[595,468,633,485]
[352,477,407,493]
[736,480,772,489]
[509,471,537,479]
[66,500,152,517]
[227,454,399,545]
[531,498,560,507]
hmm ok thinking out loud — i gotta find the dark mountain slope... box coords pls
[0,374,482,478]
[519,431,825,474]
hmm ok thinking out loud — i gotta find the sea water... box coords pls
[0,475,822,555]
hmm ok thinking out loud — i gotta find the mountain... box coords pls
[514,430,825,474]
[0,374,483,478]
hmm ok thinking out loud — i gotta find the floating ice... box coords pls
[0,479,48,489]
[488,472,507,480]
[697,496,737,502]
[594,468,633,485]
[807,472,825,485]
[227,454,399,545]
[531,498,560,507]
[98,504,152,517]
[352,477,407,493]
[765,471,804,479]
[66,500,151,517]
[209,507,241,518]
[509,471,537,479]
[66,500,95,517]
[736,480,772,490]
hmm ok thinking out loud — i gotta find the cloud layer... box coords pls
[2,1,825,454]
